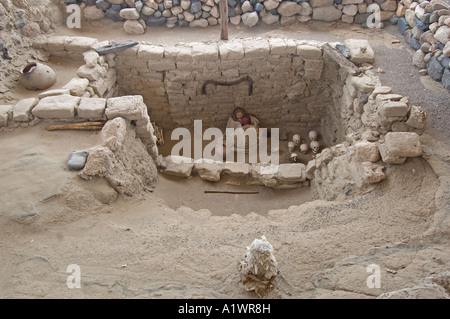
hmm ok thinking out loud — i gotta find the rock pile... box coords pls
[395,0,450,90]
[62,0,400,33]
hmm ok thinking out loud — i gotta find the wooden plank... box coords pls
[204,190,259,195]
[220,0,228,41]
[321,43,361,76]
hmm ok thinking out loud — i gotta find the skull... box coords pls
[287,141,296,153]
[308,130,318,141]
[292,134,301,146]
[299,143,309,154]
[290,152,299,163]
[310,141,320,154]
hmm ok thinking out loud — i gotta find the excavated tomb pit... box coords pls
[17,36,427,215]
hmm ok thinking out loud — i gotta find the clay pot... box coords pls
[20,62,56,90]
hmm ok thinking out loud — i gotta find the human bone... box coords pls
[300,143,309,154]
[290,152,299,163]
[239,236,278,297]
[310,141,320,154]
[292,134,301,146]
[308,130,318,141]
[287,141,295,153]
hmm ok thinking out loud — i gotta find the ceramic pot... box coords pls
[20,62,56,90]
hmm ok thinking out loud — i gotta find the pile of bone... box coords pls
[63,0,400,34]
[287,130,320,163]
[395,0,450,90]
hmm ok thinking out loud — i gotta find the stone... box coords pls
[162,155,194,177]
[343,4,358,16]
[309,0,334,7]
[427,56,444,81]
[146,16,167,26]
[105,4,125,22]
[84,5,106,20]
[297,44,322,59]
[32,95,80,119]
[123,19,146,34]
[194,159,222,181]
[190,1,202,13]
[434,26,450,44]
[0,105,12,127]
[261,12,279,25]
[219,42,244,60]
[277,163,306,182]
[101,117,128,151]
[222,162,250,176]
[361,162,386,184]
[312,6,343,22]
[412,49,427,69]
[120,8,140,19]
[406,105,427,129]
[277,2,302,16]
[341,0,363,4]
[83,51,99,67]
[38,89,71,99]
[190,18,209,27]
[77,64,106,81]
[350,75,376,93]
[344,39,375,64]
[138,44,164,60]
[105,95,146,121]
[300,2,313,16]
[242,11,259,27]
[78,97,107,119]
[384,132,422,157]
[444,42,450,57]
[264,0,280,11]
[96,0,112,11]
[355,141,380,162]
[68,151,88,171]
[62,77,90,96]
[437,54,450,69]
[13,98,38,122]
[378,143,406,164]
[379,101,409,117]
[141,5,155,16]
[181,0,191,10]
[442,68,450,90]
[241,1,253,13]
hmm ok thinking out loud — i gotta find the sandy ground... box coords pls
[0,21,449,299]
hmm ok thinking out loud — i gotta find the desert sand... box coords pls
[0,21,449,299]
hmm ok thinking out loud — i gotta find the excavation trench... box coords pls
[23,36,421,216]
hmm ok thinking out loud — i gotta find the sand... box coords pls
[0,21,449,299]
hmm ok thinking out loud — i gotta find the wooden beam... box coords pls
[321,43,361,76]
[46,121,105,131]
[204,190,259,195]
[220,0,228,41]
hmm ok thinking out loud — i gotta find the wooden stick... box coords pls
[220,0,228,41]
[46,121,105,131]
[204,190,259,195]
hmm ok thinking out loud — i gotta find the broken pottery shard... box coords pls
[95,40,139,55]
[68,151,88,171]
